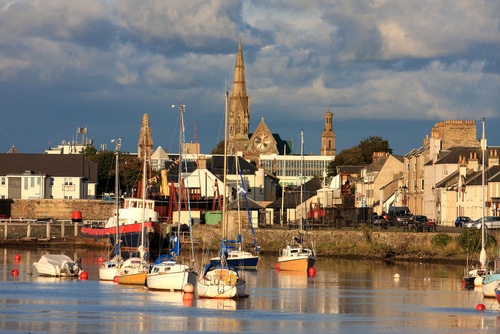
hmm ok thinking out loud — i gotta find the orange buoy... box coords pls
[113,276,119,283]
[97,257,104,265]
[308,267,316,277]
[80,271,88,280]
[182,293,194,307]
[14,254,21,262]
[71,210,83,223]
[11,269,19,276]
[476,304,486,311]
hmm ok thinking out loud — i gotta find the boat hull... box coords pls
[277,255,315,272]
[116,271,147,285]
[483,273,500,298]
[99,260,121,281]
[146,262,197,291]
[116,257,149,285]
[80,221,163,251]
[197,265,246,299]
[210,250,259,269]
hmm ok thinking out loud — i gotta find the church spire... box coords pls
[229,40,250,146]
[138,113,153,163]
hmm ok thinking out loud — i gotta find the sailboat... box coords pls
[477,119,500,297]
[197,89,246,299]
[277,129,316,272]
[116,152,150,285]
[462,118,491,288]
[146,104,198,291]
[99,138,124,281]
[209,155,259,269]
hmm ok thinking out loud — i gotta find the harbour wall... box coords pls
[0,199,114,221]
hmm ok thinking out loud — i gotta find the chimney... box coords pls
[488,148,499,167]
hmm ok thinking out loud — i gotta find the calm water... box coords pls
[1,248,500,333]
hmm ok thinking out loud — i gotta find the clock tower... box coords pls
[321,109,336,156]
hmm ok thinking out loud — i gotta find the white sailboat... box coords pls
[197,89,246,299]
[277,129,316,272]
[146,104,198,291]
[209,155,259,269]
[99,138,123,281]
[116,151,150,285]
[478,119,500,298]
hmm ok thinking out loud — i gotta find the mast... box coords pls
[223,89,229,240]
[140,148,147,259]
[236,155,242,250]
[300,129,305,235]
[177,105,185,251]
[280,145,286,227]
[113,137,121,257]
[480,118,487,268]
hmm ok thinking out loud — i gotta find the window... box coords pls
[421,179,424,191]
[1,177,5,186]
[406,162,410,172]
[24,177,28,190]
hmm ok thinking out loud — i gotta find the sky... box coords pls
[1,0,500,157]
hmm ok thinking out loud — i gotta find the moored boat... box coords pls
[277,240,316,272]
[80,197,163,251]
[33,254,83,277]
[277,130,316,272]
[146,104,198,291]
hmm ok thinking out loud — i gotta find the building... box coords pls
[44,127,93,154]
[0,154,98,199]
[405,120,479,217]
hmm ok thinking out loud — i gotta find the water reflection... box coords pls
[2,248,500,333]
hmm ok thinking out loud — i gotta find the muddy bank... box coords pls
[1,225,475,264]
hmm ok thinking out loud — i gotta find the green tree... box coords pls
[211,140,225,155]
[327,136,392,177]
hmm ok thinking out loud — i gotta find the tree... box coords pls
[84,148,143,197]
[327,136,392,177]
[211,140,225,155]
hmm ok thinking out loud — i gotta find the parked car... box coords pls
[373,215,388,229]
[464,218,480,228]
[455,216,471,227]
[474,216,500,229]
[409,215,428,232]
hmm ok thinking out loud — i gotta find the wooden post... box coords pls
[74,222,79,237]
[27,221,31,238]
[3,219,7,239]
[61,220,65,238]
[46,221,50,239]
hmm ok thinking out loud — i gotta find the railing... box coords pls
[0,219,105,241]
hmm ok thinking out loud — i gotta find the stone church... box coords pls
[227,41,336,162]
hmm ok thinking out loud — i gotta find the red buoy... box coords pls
[80,271,88,280]
[113,276,119,283]
[14,254,21,262]
[308,267,316,277]
[71,210,83,222]
[476,304,486,311]
[11,269,19,276]
[275,263,279,270]
[97,257,104,265]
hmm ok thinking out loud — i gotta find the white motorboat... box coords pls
[33,254,83,277]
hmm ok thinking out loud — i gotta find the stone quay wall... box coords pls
[0,199,114,221]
